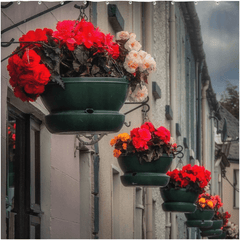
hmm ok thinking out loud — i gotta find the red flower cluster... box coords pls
[52,19,119,58]
[19,28,53,49]
[7,50,51,101]
[197,193,223,211]
[167,164,211,189]
[154,126,171,144]
[130,122,174,151]
[111,122,177,160]
[216,211,231,227]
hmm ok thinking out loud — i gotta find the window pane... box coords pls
[6,116,16,239]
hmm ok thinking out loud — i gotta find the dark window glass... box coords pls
[6,105,42,239]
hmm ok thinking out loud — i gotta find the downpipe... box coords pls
[202,80,210,168]
[170,3,177,239]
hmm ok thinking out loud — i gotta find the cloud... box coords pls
[195,1,239,94]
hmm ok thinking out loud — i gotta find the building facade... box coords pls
[1,1,228,239]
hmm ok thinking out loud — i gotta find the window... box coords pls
[6,104,42,239]
[234,169,239,208]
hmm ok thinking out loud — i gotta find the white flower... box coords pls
[139,50,148,60]
[139,54,156,73]
[129,33,136,39]
[170,137,176,144]
[123,56,139,73]
[116,31,130,40]
[126,50,141,61]
[129,84,148,102]
[124,38,142,51]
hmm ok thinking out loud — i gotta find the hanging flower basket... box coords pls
[185,193,223,228]
[160,188,199,213]
[41,77,128,134]
[110,122,177,187]
[118,153,173,187]
[160,164,211,213]
[200,220,223,237]
[7,19,156,134]
[185,209,214,228]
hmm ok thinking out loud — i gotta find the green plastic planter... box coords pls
[185,209,214,228]
[117,154,173,187]
[160,188,199,213]
[208,231,226,239]
[201,229,223,237]
[41,77,129,134]
[200,220,223,237]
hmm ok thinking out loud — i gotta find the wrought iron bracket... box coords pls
[74,133,106,157]
[1,2,13,9]
[1,38,15,47]
[174,145,184,169]
[123,96,150,127]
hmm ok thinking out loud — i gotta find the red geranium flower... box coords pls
[22,50,41,70]
[138,128,151,141]
[154,126,171,144]
[141,122,156,132]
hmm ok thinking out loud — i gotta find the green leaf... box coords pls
[74,46,88,65]
[73,61,80,72]
[50,73,65,89]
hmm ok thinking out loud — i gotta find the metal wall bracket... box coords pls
[74,133,107,157]
[123,96,150,127]
[175,145,185,169]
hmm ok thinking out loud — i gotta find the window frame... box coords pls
[6,103,42,239]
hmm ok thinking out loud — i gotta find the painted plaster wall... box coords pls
[152,2,170,239]
[96,2,143,239]
[222,162,239,225]
[175,3,197,239]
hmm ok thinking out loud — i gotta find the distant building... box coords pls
[216,105,239,226]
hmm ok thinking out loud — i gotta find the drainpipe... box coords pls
[210,117,215,195]
[143,2,153,239]
[197,61,204,166]
[202,80,210,168]
[170,3,177,239]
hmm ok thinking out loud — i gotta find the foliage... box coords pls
[163,164,211,193]
[220,81,239,120]
[110,122,177,163]
[7,20,156,102]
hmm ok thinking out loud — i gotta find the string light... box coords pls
[17,1,21,5]
[194,1,198,5]
[171,2,174,5]
[106,1,109,5]
[216,1,219,5]
[153,1,156,5]
[83,1,87,4]
[129,1,132,4]
[60,1,64,5]
[38,1,42,4]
